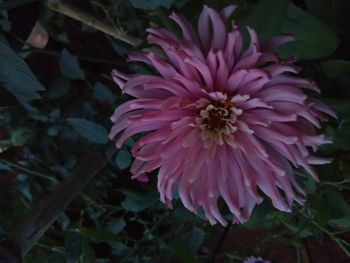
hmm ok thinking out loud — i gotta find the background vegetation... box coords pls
[0,0,350,262]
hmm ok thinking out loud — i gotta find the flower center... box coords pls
[196,99,241,145]
[201,105,231,132]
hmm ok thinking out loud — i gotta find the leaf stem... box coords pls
[0,159,59,185]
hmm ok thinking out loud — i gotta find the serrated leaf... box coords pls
[0,40,44,104]
[59,49,85,80]
[115,150,132,169]
[67,118,108,144]
[129,0,173,10]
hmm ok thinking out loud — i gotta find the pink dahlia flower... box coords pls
[109,5,336,225]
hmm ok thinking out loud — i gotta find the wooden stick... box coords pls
[45,0,142,47]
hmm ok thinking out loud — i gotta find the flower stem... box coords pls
[0,159,59,185]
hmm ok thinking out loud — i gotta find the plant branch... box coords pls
[0,144,116,260]
[210,224,231,263]
[0,159,60,185]
[45,0,142,47]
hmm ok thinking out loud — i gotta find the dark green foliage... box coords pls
[0,0,349,262]
[67,118,108,144]
[0,40,44,105]
[129,0,174,10]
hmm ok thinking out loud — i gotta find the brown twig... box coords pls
[45,0,143,47]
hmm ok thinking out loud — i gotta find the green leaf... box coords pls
[93,82,115,104]
[305,0,350,33]
[329,216,350,229]
[277,3,339,60]
[321,60,350,79]
[322,119,350,152]
[115,150,132,169]
[67,118,108,144]
[174,227,205,263]
[0,41,44,104]
[107,218,126,234]
[0,162,11,171]
[185,227,205,254]
[73,227,122,242]
[129,0,173,10]
[47,76,70,99]
[335,238,350,257]
[121,191,156,212]
[0,18,11,31]
[59,49,85,80]
[243,0,290,40]
[81,240,96,263]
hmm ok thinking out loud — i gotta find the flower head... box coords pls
[109,5,335,225]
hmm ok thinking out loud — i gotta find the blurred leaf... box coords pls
[58,213,71,231]
[129,0,173,10]
[67,118,108,144]
[59,49,85,80]
[243,0,290,40]
[304,175,317,194]
[0,162,11,171]
[107,218,126,234]
[48,76,70,99]
[185,227,205,254]
[66,231,83,262]
[121,191,156,212]
[322,119,350,152]
[329,216,350,230]
[115,150,132,169]
[305,0,350,33]
[277,3,339,60]
[93,82,115,104]
[0,40,44,104]
[174,227,205,262]
[81,240,96,263]
[73,227,122,242]
[325,190,350,216]
[321,60,350,79]
[0,18,10,31]
[278,214,313,238]
[335,238,350,257]
[173,0,190,9]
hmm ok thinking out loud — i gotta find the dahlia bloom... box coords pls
[244,256,270,263]
[109,5,335,225]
